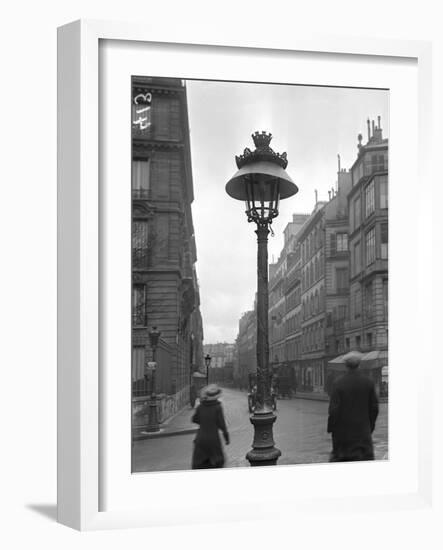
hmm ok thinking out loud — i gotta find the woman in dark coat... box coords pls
[191,384,230,469]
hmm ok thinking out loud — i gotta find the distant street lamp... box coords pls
[226,131,298,466]
[145,326,161,433]
[205,353,212,386]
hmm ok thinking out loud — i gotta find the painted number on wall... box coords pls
[133,92,152,132]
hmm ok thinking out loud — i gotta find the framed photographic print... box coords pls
[57,19,433,530]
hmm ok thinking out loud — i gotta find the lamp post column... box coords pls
[146,327,161,433]
[225,131,298,467]
[246,222,281,466]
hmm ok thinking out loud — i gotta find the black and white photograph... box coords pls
[131,76,389,472]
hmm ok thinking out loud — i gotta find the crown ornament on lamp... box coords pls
[235,131,288,169]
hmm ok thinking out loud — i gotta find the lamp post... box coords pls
[226,131,298,466]
[205,353,212,386]
[146,326,161,433]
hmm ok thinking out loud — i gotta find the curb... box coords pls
[294,394,329,402]
[133,426,198,441]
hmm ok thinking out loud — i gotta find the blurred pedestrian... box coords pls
[327,351,379,462]
[191,384,230,469]
[190,383,197,408]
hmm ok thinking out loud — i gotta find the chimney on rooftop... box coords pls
[373,115,383,142]
[367,118,371,141]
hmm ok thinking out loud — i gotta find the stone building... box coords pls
[131,76,204,428]
[298,201,328,392]
[323,164,352,391]
[345,118,388,367]
[235,308,257,389]
[203,342,236,385]
[269,214,309,368]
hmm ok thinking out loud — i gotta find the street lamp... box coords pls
[146,326,161,433]
[205,353,212,386]
[226,131,298,466]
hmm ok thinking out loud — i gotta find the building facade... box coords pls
[323,166,352,391]
[235,309,257,389]
[203,342,236,385]
[131,76,204,428]
[269,214,309,368]
[345,118,388,362]
[298,202,328,392]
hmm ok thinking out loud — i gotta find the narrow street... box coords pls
[132,387,388,473]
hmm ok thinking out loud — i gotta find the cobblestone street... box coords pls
[132,387,388,472]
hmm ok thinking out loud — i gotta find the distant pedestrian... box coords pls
[191,384,230,469]
[327,351,379,462]
[190,384,197,408]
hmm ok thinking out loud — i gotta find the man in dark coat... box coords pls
[191,384,230,469]
[327,351,379,462]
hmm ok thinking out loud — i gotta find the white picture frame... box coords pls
[57,19,434,531]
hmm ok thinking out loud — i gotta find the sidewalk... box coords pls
[133,403,198,441]
[294,391,387,403]
[294,391,329,402]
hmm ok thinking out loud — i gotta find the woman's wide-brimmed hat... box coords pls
[201,384,222,401]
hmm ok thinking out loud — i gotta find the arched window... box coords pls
[315,289,319,313]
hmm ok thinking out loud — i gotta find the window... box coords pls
[383,279,388,320]
[354,197,361,229]
[354,288,361,319]
[132,346,145,382]
[372,153,386,172]
[365,282,373,319]
[379,175,388,209]
[365,181,375,217]
[366,333,373,348]
[366,228,376,265]
[345,338,350,350]
[132,159,151,198]
[336,233,348,252]
[353,241,361,275]
[381,223,388,259]
[133,284,146,326]
[132,220,149,268]
[356,335,361,349]
[336,268,349,292]
[338,305,347,319]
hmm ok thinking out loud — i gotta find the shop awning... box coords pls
[328,350,388,372]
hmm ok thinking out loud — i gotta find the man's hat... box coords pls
[344,351,363,368]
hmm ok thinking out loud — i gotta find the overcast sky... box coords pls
[186,80,389,344]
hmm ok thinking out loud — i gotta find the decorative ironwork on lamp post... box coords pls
[226,131,298,466]
[205,353,212,386]
[145,326,161,433]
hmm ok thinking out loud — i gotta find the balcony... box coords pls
[132,188,152,200]
[283,268,301,293]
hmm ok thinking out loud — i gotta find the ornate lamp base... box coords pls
[145,399,160,433]
[246,409,281,466]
